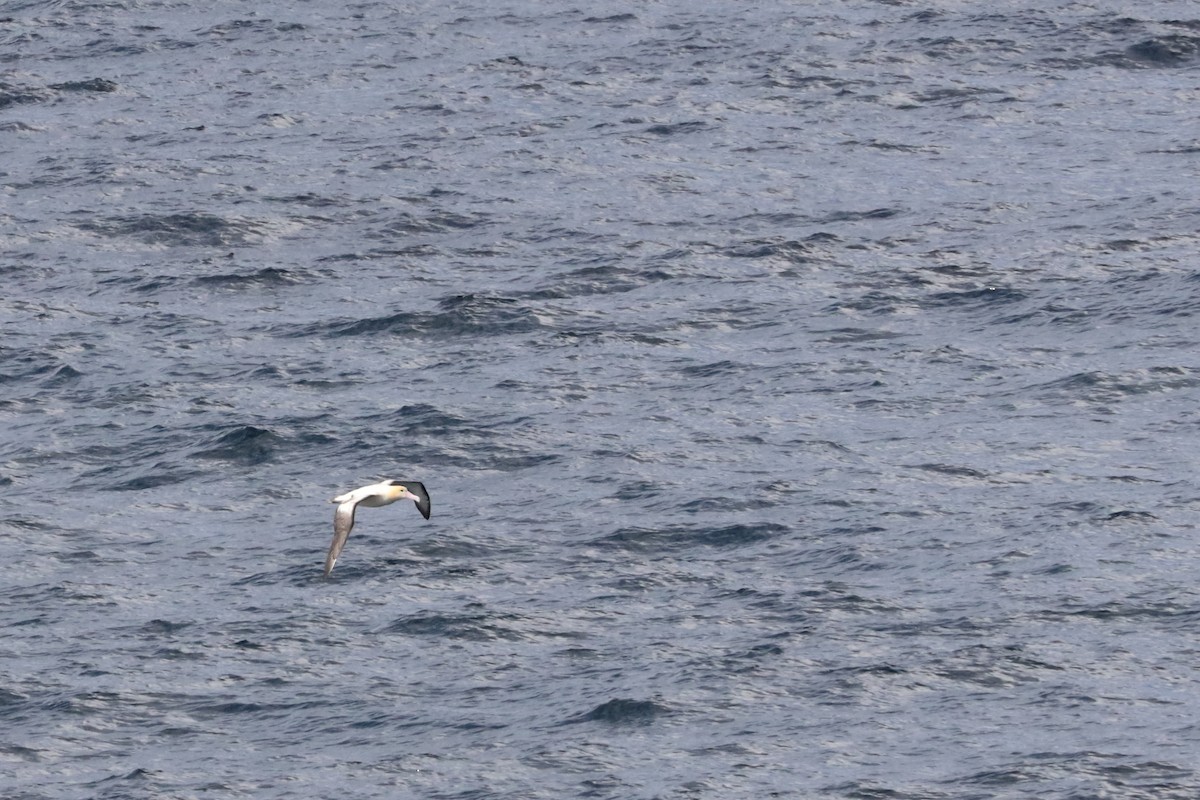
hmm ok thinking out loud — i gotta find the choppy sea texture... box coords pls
[4,1,1200,797]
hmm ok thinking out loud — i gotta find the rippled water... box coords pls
[4,1,1200,798]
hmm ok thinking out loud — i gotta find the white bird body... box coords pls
[325,480,431,577]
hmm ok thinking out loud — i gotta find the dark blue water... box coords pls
[4,1,1200,797]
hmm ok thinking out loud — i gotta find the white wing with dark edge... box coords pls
[325,500,359,577]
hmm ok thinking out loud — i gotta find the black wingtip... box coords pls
[397,481,431,520]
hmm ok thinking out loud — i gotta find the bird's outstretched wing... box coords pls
[325,500,358,577]
[396,481,431,520]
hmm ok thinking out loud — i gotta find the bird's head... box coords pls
[387,480,431,519]
[385,480,417,500]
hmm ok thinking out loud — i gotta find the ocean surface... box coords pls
[4,1,1200,797]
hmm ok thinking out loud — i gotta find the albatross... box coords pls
[325,480,431,577]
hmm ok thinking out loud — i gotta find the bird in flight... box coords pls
[325,480,431,577]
